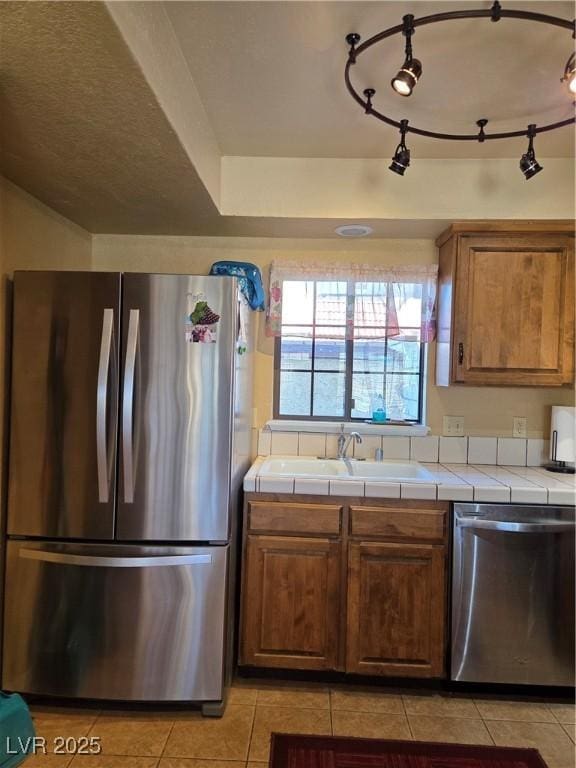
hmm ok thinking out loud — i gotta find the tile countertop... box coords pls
[243,458,576,505]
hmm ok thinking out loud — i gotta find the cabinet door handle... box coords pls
[458,342,464,365]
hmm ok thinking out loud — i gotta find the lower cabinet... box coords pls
[239,496,448,679]
[240,535,341,670]
[346,541,446,677]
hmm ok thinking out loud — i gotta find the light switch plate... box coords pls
[513,416,527,438]
[443,415,465,437]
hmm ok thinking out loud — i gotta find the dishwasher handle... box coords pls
[456,517,575,534]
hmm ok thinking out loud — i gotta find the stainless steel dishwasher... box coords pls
[451,503,575,687]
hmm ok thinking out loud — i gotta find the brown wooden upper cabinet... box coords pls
[435,221,575,387]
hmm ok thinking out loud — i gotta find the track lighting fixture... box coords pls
[344,2,574,179]
[391,15,422,97]
[562,52,576,95]
[389,120,411,175]
[519,125,543,180]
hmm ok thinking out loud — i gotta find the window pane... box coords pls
[353,339,386,373]
[315,281,347,325]
[351,373,384,420]
[314,338,346,372]
[281,281,314,325]
[312,373,345,417]
[386,340,422,372]
[390,327,421,342]
[385,374,420,421]
[279,371,311,416]
[354,282,388,328]
[280,332,312,371]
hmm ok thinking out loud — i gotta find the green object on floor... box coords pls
[0,692,35,767]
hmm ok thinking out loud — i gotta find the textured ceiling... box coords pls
[0,1,221,233]
[166,0,575,158]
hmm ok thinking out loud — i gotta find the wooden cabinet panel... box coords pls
[346,541,446,677]
[435,223,575,387]
[454,236,574,385]
[240,535,341,670]
[248,501,341,536]
[350,506,446,542]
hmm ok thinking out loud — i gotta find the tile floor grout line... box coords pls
[157,718,177,764]
[246,703,258,763]
[405,712,415,741]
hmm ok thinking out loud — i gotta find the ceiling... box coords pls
[165,0,575,159]
[0,1,573,237]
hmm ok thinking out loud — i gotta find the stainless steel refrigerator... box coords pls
[2,271,253,714]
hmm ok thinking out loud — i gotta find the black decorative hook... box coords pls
[363,88,376,113]
[476,119,488,142]
[346,33,361,63]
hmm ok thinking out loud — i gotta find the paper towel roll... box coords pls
[550,406,575,463]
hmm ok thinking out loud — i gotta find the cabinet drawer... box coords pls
[350,506,446,542]
[248,501,342,536]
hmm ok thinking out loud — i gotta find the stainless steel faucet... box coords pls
[337,425,362,459]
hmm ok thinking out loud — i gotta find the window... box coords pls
[273,279,426,423]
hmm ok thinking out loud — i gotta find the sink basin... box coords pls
[260,457,348,477]
[259,456,435,483]
[346,460,435,482]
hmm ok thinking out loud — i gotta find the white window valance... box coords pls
[266,261,438,342]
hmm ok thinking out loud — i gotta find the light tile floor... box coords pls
[25,680,575,768]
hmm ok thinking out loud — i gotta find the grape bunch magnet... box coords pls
[185,298,220,343]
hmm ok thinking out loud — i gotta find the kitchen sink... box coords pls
[259,456,435,483]
[259,457,348,477]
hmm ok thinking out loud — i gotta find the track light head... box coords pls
[391,15,422,96]
[391,59,422,96]
[562,52,576,94]
[389,120,411,175]
[519,125,543,180]
[389,146,411,174]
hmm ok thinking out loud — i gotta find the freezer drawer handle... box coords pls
[96,308,114,503]
[18,549,213,568]
[123,309,139,503]
[457,518,574,534]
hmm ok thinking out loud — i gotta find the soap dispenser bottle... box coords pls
[371,394,386,423]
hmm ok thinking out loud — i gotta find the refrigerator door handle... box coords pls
[122,309,139,503]
[456,517,575,534]
[18,549,212,568]
[96,308,114,503]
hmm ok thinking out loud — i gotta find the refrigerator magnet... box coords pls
[185,300,220,343]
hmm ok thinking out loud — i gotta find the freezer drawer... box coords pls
[451,504,575,686]
[3,541,228,701]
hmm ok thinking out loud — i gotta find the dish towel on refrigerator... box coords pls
[0,692,35,768]
[209,261,266,311]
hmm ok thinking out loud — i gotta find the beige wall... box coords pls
[92,233,575,438]
[0,177,571,442]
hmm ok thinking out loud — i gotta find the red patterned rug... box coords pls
[270,734,548,768]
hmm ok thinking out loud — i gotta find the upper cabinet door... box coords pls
[451,234,574,386]
[117,274,237,542]
[8,271,121,539]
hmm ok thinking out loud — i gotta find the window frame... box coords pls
[272,279,426,424]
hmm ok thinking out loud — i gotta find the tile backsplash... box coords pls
[255,429,554,467]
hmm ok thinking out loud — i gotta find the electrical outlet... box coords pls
[513,416,527,438]
[443,415,465,437]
